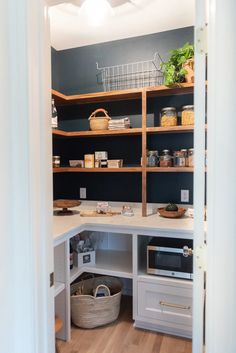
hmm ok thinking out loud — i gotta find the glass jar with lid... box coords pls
[188,148,194,167]
[147,150,159,167]
[160,107,177,127]
[181,105,194,125]
[159,149,172,167]
[53,155,60,168]
[173,150,186,167]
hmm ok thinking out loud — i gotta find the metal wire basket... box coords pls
[96,52,164,91]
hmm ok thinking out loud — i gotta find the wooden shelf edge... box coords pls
[146,167,194,173]
[52,128,142,137]
[53,167,142,173]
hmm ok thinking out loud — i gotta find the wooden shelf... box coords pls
[52,87,143,105]
[52,125,205,138]
[53,167,142,173]
[52,128,142,138]
[70,250,133,283]
[147,167,194,173]
[146,82,194,97]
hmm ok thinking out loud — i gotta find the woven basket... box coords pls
[88,108,111,131]
[71,276,122,329]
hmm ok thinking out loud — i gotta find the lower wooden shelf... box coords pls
[147,167,194,173]
[53,167,194,173]
[70,250,133,283]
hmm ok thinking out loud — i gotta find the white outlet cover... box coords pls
[181,189,189,203]
[80,187,86,199]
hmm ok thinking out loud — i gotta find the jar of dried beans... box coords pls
[160,107,177,127]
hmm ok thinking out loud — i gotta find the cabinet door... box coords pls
[138,280,192,329]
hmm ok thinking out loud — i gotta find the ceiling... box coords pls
[49,0,194,51]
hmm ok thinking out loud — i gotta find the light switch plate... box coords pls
[181,189,189,203]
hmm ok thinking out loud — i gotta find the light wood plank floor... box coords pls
[57,296,192,353]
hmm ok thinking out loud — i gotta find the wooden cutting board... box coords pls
[80,210,121,217]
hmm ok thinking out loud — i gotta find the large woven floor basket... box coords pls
[71,276,122,329]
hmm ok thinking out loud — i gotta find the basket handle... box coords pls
[93,284,111,297]
[88,108,110,120]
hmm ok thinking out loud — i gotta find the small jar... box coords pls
[160,149,172,167]
[188,148,194,167]
[147,150,159,167]
[181,105,194,125]
[160,107,177,127]
[53,155,60,168]
[173,150,186,167]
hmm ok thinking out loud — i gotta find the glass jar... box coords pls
[188,148,194,167]
[173,150,186,167]
[160,107,177,127]
[147,150,159,167]
[181,105,194,125]
[159,149,172,167]
[53,155,60,168]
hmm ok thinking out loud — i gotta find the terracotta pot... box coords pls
[183,59,194,83]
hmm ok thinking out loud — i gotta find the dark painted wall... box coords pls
[52,27,194,204]
[52,27,193,94]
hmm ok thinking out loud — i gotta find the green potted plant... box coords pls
[161,42,194,86]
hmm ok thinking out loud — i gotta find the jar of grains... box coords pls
[181,105,194,125]
[173,150,186,167]
[160,107,177,127]
[188,148,194,167]
[147,150,159,167]
[160,149,172,167]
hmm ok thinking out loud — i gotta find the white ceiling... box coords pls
[49,0,194,51]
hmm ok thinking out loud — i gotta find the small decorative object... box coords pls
[181,105,194,125]
[165,203,178,212]
[88,108,111,131]
[158,206,186,218]
[95,151,108,160]
[53,155,60,168]
[69,160,84,167]
[84,154,95,168]
[160,107,177,127]
[122,205,134,217]
[161,43,194,86]
[96,201,110,214]
[74,250,96,267]
[53,199,81,215]
[107,159,123,168]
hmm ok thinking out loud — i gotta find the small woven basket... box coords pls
[88,108,111,131]
[71,276,122,329]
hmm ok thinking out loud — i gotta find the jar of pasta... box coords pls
[160,107,177,127]
[181,105,194,125]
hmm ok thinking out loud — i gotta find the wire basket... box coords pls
[96,52,164,91]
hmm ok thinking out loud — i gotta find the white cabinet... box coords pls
[135,276,193,338]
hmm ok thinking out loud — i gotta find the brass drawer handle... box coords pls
[159,301,191,310]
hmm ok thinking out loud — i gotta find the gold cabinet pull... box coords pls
[159,301,191,310]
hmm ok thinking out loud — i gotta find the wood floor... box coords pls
[57,296,192,353]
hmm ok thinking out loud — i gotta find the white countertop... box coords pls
[53,201,195,245]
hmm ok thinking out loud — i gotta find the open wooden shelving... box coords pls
[53,83,198,216]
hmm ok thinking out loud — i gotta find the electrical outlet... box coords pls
[181,189,189,203]
[80,187,86,199]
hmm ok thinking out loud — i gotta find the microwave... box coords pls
[147,237,193,280]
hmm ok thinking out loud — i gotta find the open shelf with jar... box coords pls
[52,83,202,216]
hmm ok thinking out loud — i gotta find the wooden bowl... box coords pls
[53,199,81,215]
[158,207,186,218]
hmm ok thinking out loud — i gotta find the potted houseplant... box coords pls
[161,43,194,86]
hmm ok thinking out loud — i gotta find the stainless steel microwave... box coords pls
[147,237,193,280]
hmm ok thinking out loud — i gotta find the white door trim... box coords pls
[0,1,54,352]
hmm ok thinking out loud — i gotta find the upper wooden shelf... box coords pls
[52,83,194,105]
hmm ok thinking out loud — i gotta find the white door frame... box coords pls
[0,1,54,353]
[1,1,236,353]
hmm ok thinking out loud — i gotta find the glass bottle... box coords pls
[51,98,58,129]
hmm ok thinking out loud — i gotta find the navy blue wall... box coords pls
[52,27,194,204]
